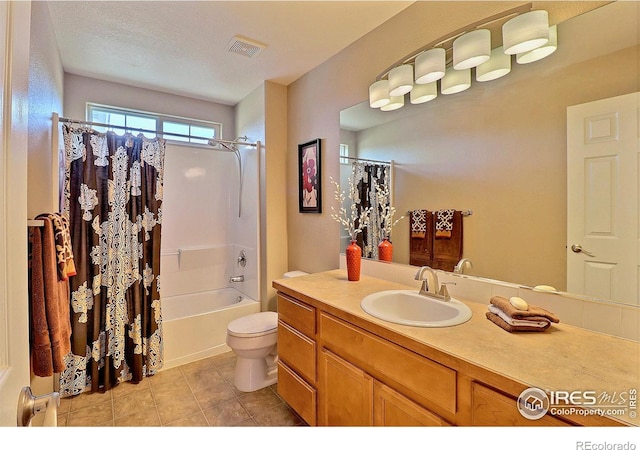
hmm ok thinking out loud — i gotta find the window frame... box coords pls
[86,103,223,147]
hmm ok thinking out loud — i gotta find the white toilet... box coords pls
[226,270,308,392]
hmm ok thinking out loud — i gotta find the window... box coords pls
[87,104,222,145]
[339,144,349,164]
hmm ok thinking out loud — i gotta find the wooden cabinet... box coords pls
[276,294,317,426]
[318,349,373,426]
[374,381,450,426]
[274,283,618,427]
[470,382,569,427]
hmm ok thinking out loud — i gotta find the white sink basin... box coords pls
[360,290,472,328]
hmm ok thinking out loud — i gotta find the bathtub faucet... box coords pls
[229,275,244,283]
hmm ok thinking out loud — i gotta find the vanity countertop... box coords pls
[273,269,639,427]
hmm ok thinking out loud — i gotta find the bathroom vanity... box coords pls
[273,270,638,427]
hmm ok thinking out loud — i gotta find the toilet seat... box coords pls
[227,311,278,338]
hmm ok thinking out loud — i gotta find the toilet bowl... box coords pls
[226,311,278,392]
[225,270,308,392]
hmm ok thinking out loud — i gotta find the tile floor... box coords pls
[56,351,306,427]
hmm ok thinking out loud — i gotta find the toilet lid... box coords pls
[227,311,278,337]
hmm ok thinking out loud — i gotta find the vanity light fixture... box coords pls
[441,68,471,95]
[414,48,446,84]
[410,81,437,104]
[502,10,549,54]
[516,25,558,64]
[367,4,559,112]
[380,95,405,111]
[388,64,414,97]
[369,79,391,108]
[476,46,511,82]
[453,29,491,70]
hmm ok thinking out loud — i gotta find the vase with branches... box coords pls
[375,182,405,262]
[330,176,371,280]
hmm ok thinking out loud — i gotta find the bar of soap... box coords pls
[533,285,558,293]
[509,296,529,311]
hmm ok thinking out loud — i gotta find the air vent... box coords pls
[226,35,266,58]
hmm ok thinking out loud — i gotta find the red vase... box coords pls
[378,238,393,262]
[346,240,362,281]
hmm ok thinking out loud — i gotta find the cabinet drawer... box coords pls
[277,361,316,426]
[277,294,316,337]
[471,382,569,426]
[278,321,316,383]
[319,312,457,415]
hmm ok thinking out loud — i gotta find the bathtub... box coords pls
[161,288,261,370]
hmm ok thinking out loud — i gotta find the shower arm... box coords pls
[207,137,257,217]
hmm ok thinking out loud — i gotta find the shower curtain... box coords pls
[352,161,390,259]
[59,125,165,396]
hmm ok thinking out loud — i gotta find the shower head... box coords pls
[207,139,237,152]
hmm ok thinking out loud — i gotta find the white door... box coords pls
[567,92,639,305]
[0,0,33,426]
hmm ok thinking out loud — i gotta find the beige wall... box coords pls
[287,2,639,289]
[235,81,290,311]
[286,1,528,274]
[64,74,236,139]
[27,1,64,218]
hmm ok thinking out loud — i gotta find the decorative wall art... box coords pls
[298,139,322,213]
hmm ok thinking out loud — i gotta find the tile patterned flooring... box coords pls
[56,351,305,427]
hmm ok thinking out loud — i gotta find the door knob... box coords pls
[571,244,595,257]
[17,386,59,427]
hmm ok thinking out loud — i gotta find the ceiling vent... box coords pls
[226,35,267,58]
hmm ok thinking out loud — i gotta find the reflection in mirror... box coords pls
[339,2,639,306]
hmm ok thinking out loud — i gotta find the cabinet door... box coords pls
[373,381,450,426]
[318,349,373,426]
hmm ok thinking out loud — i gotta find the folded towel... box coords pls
[435,209,455,239]
[490,296,560,323]
[486,311,551,333]
[488,305,549,328]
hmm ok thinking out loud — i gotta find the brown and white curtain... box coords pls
[59,125,165,396]
[352,161,390,259]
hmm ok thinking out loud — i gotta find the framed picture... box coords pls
[298,138,322,213]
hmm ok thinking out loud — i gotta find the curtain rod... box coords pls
[343,156,391,165]
[59,117,199,140]
[59,117,258,147]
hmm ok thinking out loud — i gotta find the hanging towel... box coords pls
[431,210,463,272]
[409,210,434,267]
[29,227,54,377]
[35,214,72,374]
[48,213,76,280]
[410,210,427,238]
[435,209,455,239]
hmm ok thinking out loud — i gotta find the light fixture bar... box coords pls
[374,3,532,81]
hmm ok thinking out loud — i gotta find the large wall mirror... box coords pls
[339,2,639,306]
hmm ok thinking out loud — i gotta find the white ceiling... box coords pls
[46,1,414,105]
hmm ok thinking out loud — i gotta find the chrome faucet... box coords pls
[229,275,244,283]
[415,266,439,296]
[454,258,473,274]
[414,266,454,302]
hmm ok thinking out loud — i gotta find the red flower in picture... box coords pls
[302,157,316,193]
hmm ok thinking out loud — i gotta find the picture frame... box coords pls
[298,138,322,213]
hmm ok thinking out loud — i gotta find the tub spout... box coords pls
[229,275,244,283]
